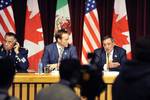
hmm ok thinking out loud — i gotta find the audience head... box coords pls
[133,36,150,62]
[0,57,15,89]
[55,29,70,47]
[59,59,81,87]
[80,64,105,100]
[2,32,17,51]
[102,35,115,54]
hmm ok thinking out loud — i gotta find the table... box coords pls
[9,73,60,100]
[9,71,119,100]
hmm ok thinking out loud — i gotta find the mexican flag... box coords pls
[54,0,72,43]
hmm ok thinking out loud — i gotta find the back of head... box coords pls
[133,36,150,62]
[80,65,105,99]
[0,57,15,89]
[59,59,81,86]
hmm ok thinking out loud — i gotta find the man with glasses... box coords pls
[0,32,29,72]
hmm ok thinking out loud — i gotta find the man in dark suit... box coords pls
[41,29,78,69]
[91,36,126,71]
[0,32,29,72]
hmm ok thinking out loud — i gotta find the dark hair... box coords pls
[55,29,69,41]
[0,57,16,89]
[5,32,16,39]
[102,35,114,42]
[133,36,150,62]
[59,59,81,86]
[80,65,106,99]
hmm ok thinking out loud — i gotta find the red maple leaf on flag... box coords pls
[112,12,132,60]
[25,9,43,44]
[28,51,43,71]
[24,8,44,71]
[112,13,129,47]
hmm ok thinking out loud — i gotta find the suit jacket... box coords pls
[0,45,29,73]
[91,46,126,71]
[41,43,78,67]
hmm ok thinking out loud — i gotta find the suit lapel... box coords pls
[113,46,119,62]
[54,43,59,61]
[101,49,106,64]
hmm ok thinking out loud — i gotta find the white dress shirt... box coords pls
[56,43,64,63]
[103,49,114,71]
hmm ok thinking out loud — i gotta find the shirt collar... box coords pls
[106,48,114,56]
[110,49,114,56]
[56,43,64,50]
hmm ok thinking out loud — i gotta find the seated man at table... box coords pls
[0,57,18,100]
[41,29,78,70]
[91,35,127,71]
[36,59,81,100]
[112,36,150,100]
[0,32,29,72]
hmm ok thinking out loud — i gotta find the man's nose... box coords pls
[105,45,109,49]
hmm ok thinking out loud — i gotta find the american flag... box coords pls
[0,0,15,43]
[81,0,101,64]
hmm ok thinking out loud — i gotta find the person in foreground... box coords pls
[41,29,78,69]
[91,35,127,71]
[80,64,106,100]
[36,59,81,100]
[0,57,18,100]
[112,36,150,100]
[0,32,29,72]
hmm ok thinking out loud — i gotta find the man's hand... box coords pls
[47,63,59,71]
[14,42,20,54]
[108,61,120,68]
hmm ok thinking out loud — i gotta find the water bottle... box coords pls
[38,60,43,74]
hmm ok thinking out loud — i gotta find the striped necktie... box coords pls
[58,48,64,63]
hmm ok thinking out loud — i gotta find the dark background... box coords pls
[12,0,150,60]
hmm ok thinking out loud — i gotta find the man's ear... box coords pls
[57,38,61,43]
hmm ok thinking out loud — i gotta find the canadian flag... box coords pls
[112,0,132,60]
[24,0,44,71]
